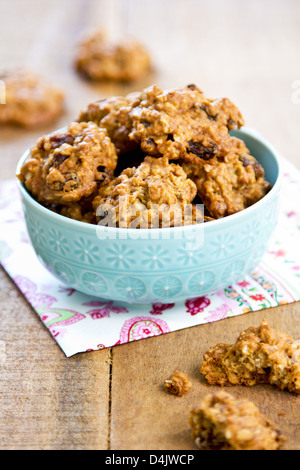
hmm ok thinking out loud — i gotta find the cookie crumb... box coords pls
[164,369,192,396]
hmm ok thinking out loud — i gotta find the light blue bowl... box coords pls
[16,128,281,303]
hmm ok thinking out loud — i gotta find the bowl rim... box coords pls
[16,126,282,235]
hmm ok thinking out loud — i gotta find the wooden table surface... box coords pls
[0,0,300,450]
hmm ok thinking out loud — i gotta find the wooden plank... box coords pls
[0,268,111,450]
[110,305,300,450]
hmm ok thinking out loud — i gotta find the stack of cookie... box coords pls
[18,83,271,228]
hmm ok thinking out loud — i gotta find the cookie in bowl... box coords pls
[92,155,202,229]
[18,121,117,206]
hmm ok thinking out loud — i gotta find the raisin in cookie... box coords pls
[181,136,271,218]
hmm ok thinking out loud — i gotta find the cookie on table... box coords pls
[18,121,117,205]
[189,391,285,450]
[92,155,201,228]
[200,319,300,394]
[75,31,151,82]
[0,70,64,127]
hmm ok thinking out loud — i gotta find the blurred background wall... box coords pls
[0,0,300,178]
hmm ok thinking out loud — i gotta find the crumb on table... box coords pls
[164,369,192,396]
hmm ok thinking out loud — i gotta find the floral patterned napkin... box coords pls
[1,156,300,357]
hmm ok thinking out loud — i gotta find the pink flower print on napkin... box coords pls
[119,316,170,343]
[83,300,128,319]
[48,325,67,339]
[185,296,210,315]
[13,275,57,311]
[58,286,77,296]
[41,309,86,335]
[268,249,286,258]
[237,280,250,288]
[149,303,175,315]
[204,303,233,322]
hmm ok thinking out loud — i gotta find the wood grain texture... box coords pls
[0,0,299,450]
[0,269,111,450]
[110,306,300,450]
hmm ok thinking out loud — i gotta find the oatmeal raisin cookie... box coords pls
[0,70,64,127]
[200,319,300,394]
[128,84,270,218]
[181,137,271,218]
[128,84,245,160]
[189,391,285,450]
[46,196,97,224]
[92,155,200,228]
[75,31,151,82]
[78,91,141,155]
[18,121,117,205]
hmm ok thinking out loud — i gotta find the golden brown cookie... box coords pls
[200,319,300,394]
[75,31,151,82]
[181,137,271,218]
[0,70,64,127]
[128,84,245,160]
[18,121,117,205]
[189,391,285,450]
[77,91,141,155]
[92,155,200,228]
[45,196,97,224]
[126,83,270,218]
